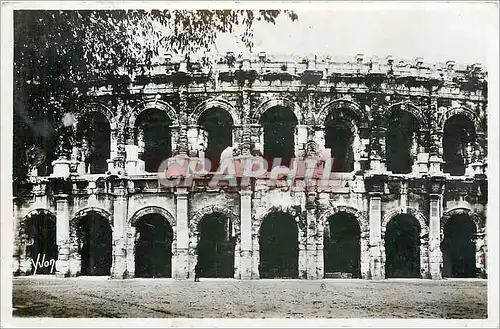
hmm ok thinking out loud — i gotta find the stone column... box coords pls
[316,227,324,279]
[187,125,201,154]
[52,120,74,178]
[369,127,386,172]
[400,181,408,213]
[177,90,190,156]
[298,239,308,279]
[296,125,309,157]
[107,127,118,173]
[420,235,430,279]
[111,180,127,278]
[240,126,252,156]
[295,192,309,279]
[369,193,383,279]
[471,132,486,176]
[68,229,81,277]
[174,187,189,279]
[55,194,70,277]
[476,130,487,174]
[410,133,418,170]
[240,90,252,156]
[476,231,487,278]
[352,132,362,172]
[312,125,324,150]
[125,126,139,175]
[249,124,264,155]
[360,230,370,279]
[137,126,145,159]
[415,129,430,174]
[170,125,180,154]
[357,127,370,173]
[429,194,443,279]
[429,131,444,174]
[110,121,126,175]
[125,226,136,278]
[232,124,243,150]
[239,188,253,279]
[305,190,319,279]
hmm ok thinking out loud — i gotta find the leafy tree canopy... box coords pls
[13,9,298,184]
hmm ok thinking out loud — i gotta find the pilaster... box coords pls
[174,187,189,279]
[239,188,253,279]
[365,174,385,279]
[111,179,128,278]
[429,194,443,279]
[429,176,445,279]
[368,193,383,279]
[55,194,70,277]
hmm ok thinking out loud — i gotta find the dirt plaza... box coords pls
[12,277,487,318]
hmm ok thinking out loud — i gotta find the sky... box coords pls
[211,2,497,66]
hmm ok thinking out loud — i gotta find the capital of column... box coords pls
[372,126,387,134]
[175,187,189,197]
[54,193,70,202]
[308,124,324,130]
[239,188,253,198]
[429,193,442,200]
[368,192,382,199]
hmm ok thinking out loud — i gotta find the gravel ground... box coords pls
[12,277,487,318]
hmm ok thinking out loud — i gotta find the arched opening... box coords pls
[384,214,421,278]
[196,213,235,278]
[76,112,111,174]
[259,212,299,278]
[324,113,355,172]
[385,110,420,174]
[442,214,477,278]
[442,115,476,176]
[134,213,174,278]
[24,213,57,275]
[323,212,361,278]
[75,211,112,276]
[136,109,172,173]
[198,108,233,171]
[260,106,298,169]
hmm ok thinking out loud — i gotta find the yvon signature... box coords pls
[31,253,56,274]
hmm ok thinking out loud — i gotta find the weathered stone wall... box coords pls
[13,54,488,280]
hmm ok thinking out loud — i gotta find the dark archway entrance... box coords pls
[76,112,111,174]
[199,108,233,171]
[442,115,475,176]
[25,213,57,275]
[385,110,419,174]
[136,109,172,173]
[76,212,112,276]
[324,212,361,278]
[196,213,235,278]
[260,106,297,169]
[134,214,174,278]
[442,214,477,278]
[325,115,354,172]
[384,214,421,278]
[259,212,299,278]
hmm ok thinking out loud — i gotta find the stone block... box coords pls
[126,145,139,160]
[51,159,71,178]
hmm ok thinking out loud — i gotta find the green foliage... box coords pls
[13,9,298,184]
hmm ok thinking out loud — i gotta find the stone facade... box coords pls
[13,53,488,280]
